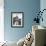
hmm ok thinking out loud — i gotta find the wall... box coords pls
[0,0,4,42]
[4,0,40,42]
[40,0,46,27]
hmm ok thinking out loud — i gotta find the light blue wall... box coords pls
[4,0,40,42]
[40,0,46,27]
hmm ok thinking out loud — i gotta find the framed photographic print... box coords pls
[11,12,24,28]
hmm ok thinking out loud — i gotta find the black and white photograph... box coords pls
[11,12,24,28]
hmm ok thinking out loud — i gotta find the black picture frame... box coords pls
[11,12,24,28]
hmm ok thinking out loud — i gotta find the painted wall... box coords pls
[40,0,46,27]
[0,0,4,42]
[4,0,40,42]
